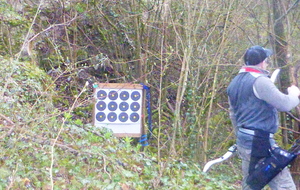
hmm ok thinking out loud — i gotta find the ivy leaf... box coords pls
[75,3,86,13]
[64,112,72,120]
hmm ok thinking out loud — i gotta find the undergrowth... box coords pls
[0,57,240,189]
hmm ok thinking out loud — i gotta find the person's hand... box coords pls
[287,85,300,97]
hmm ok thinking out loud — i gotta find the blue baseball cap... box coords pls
[244,45,273,65]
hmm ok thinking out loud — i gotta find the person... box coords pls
[227,45,300,190]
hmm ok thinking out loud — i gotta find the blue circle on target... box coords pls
[107,112,117,122]
[130,113,140,122]
[108,91,118,100]
[119,102,129,111]
[120,91,129,100]
[96,112,106,122]
[97,90,107,100]
[96,101,106,111]
[131,91,141,101]
[108,101,118,111]
[119,112,128,122]
[130,102,140,111]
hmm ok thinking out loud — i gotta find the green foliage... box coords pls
[0,57,52,113]
[0,1,29,56]
[0,2,26,26]
[0,57,240,189]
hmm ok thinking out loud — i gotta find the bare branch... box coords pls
[275,0,300,23]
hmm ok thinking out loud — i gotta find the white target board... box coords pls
[93,83,144,137]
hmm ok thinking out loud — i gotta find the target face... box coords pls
[131,91,141,101]
[96,112,106,122]
[119,102,129,111]
[108,101,118,111]
[96,101,106,111]
[119,112,129,122]
[93,84,143,137]
[130,113,140,122]
[120,91,130,100]
[130,102,140,111]
[97,90,107,100]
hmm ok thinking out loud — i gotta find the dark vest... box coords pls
[227,68,278,147]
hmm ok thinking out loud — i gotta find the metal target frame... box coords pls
[93,83,144,137]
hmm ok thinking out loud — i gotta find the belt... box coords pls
[239,128,274,138]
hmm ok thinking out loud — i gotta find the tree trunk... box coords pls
[272,0,290,146]
[290,63,300,189]
[273,0,300,188]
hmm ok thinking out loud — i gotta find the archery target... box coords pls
[93,84,144,137]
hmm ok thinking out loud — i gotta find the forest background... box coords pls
[1,0,300,189]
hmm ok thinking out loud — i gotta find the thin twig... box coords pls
[275,0,300,23]
[49,82,88,190]
[0,113,14,125]
[27,15,78,45]
[286,111,300,123]
[16,6,78,60]
[16,0,43,60]
[0,113,15,139]
[6,163,18,190]
[279,126,300,135]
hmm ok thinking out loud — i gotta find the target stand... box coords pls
[93,83,144,137]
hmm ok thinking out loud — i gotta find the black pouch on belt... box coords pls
[246,147,297,190]
[248,129,271,178]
